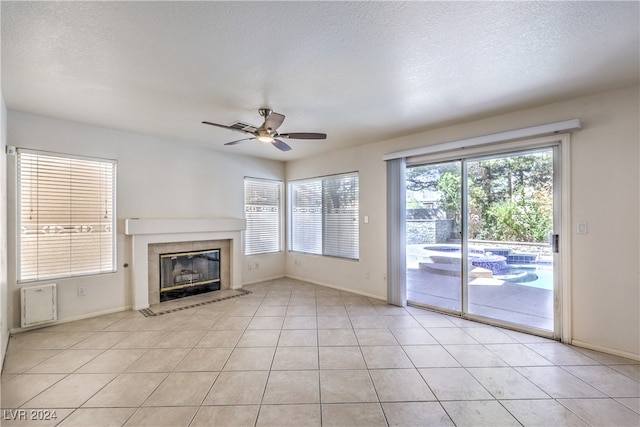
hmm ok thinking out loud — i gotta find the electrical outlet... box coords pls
[77,286,86,296]
[247,263,253,270]
[364,271,370,279]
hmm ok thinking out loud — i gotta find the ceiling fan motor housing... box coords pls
[203,108,326,152]
[258,108,272,118]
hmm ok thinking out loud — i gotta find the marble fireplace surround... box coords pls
[125,218,245,310]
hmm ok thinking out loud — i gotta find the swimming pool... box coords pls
[421,244,554,291]
[494,265,554,290]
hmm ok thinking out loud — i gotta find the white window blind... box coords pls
[244,177,282,255]
[290,172,359,260]
[290,180,323,255]
[18,150,116,282]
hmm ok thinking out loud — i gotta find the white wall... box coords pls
[1,96,9,366]
[6,112,286,331]
[286,86,640,359]
[286,146,388,299]
[5,87,638,359]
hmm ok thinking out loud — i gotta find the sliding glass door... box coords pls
[406,161,462,313]
[406,146,559,334]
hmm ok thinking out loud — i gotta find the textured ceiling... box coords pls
[2,1,639,161]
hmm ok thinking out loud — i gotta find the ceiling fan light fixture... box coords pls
[203,108,326,152]
[257,135,274,143]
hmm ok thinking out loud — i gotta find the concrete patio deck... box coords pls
[406,244,554,332]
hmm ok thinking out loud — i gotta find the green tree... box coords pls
[436,171,462,234]
[486,185,551,242]
[406,197,423,209]
[406,163,460,192]
[468,151,552,242]
[406,150,553,243]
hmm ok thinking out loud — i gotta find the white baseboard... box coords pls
[284,274,386,302]
[10,305,132,334]
[242,275,286,287]
[571,339,640,362]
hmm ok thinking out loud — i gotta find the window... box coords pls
[289,172,359,260]
[17,150,116,282]
[244,177,282,255]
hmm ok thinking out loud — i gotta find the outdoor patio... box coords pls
[407,245,554,332]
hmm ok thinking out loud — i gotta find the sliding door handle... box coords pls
[550,234,560,253]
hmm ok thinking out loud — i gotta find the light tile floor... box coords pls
[2,278,639,426]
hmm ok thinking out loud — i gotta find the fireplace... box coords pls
[159,248,221,302]
[124,218,245,310]
[148,239,230,305]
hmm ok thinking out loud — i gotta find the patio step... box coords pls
[419,262,492,278]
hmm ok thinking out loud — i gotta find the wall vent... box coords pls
[21,284,57,328]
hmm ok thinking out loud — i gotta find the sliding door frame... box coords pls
[400,134,572,341]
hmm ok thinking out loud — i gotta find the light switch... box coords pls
[577,222,588,234]
[364,215,369,224]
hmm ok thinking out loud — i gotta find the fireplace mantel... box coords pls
[125,218,246,309]
[125,218,245,235]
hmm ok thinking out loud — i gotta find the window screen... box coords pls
[290,172,359,260]
[244,177,282,255]
[18,150,116,282]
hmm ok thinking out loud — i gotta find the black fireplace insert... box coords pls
[159,248,220,302]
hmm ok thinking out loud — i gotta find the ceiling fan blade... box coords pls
[278,132,327,140]
[264,112,285,131]
[224,138,254,146]
[271,139,292,151]
[202,121,254,134]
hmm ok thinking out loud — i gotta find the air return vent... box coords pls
[21,283,57,328]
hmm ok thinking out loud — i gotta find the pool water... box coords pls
[495,265,554,290]
[417,244,555,291]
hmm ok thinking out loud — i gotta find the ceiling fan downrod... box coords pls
[258,108,272,119]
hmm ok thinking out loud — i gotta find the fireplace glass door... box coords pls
[159,248,221,301]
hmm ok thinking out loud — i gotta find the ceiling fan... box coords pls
[202,108,327,152]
